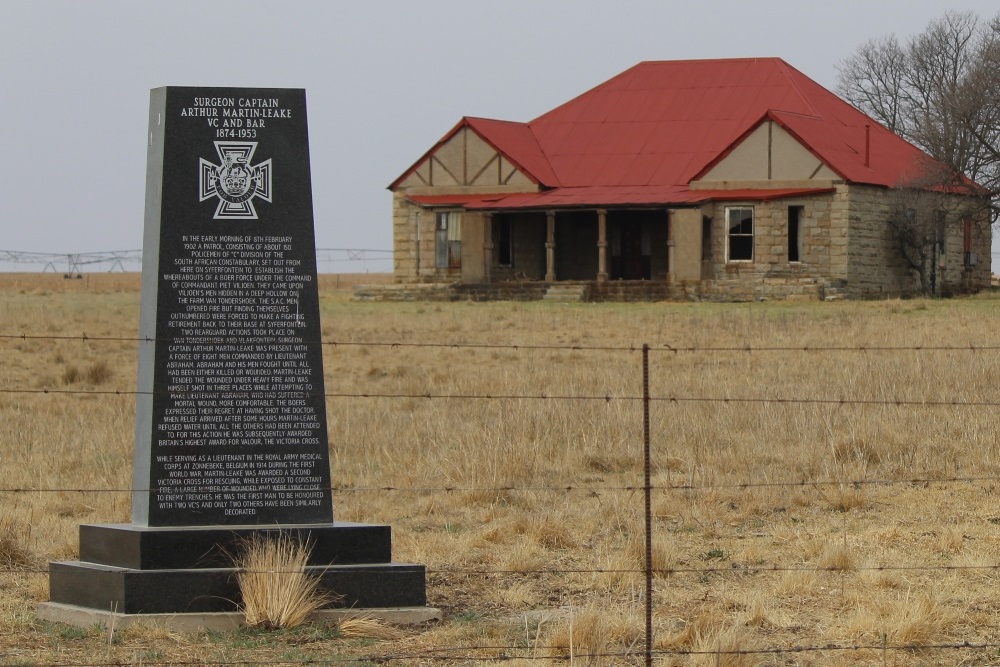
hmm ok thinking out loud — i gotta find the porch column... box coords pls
[597,209,608,282]
[545,210,556,282]
[483,212,493,284]
[666,210,676,285]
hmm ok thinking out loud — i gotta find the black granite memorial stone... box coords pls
[40,87,430,622]
[134,87,332,526]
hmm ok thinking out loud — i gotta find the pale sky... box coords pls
[1,0,998,271]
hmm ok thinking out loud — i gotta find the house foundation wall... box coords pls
[355,279,828,303]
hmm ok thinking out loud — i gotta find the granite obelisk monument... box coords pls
[40,88,427,622]
[134,89,332,526]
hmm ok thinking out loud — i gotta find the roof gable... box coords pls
[693,113,841,184]
[390,118,550,190]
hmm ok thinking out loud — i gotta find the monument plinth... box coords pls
[40,87,429,625]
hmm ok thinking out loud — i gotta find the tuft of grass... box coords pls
[84,360,113,385]
[546,607,643,665]
[887,592,955,645]
[338,617,406,641]
[937,526,965,554]
[688,623,761,667]
[60,364,80,385]
[236,535,332,629]
[818,541,855,571]
[0,518,35,568]
[842,591,956,647]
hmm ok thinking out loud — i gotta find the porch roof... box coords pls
[460,185,835,210]
[405,194,508,207]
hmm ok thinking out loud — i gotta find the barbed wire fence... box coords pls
[2,328,1000,664]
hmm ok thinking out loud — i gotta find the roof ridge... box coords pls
[768,108,822,120]
[528,62,645,125]
[771,59,822,118]
[465,116,527,126]
[636,56,785,65]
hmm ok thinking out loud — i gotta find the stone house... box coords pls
[387,58,991,301]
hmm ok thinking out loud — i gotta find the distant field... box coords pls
[3,273,1000,665]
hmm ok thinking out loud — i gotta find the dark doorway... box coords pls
[555,211,599,280]
[609,210,661,280]
[492,212,546,280]
[620,222,646,279]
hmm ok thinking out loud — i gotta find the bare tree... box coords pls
[839,11,999,194]
[838,11,998,294]
[884,181,984,295]
[960,14,1000,195]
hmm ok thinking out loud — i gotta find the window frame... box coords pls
[725,206,754,263]
[788,206,803,263]
[435,211,462,270]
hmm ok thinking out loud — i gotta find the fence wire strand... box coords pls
[2,472,1000,495]
[5,385,1000,409]
[5,331,1000,353]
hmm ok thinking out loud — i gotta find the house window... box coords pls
[963,217,977,267]
[788,206,803,262]
[435,211,462,269]
[495,217,513,267]
[935,210,946,258]
[726,207,754,262]
[702,216,712,262]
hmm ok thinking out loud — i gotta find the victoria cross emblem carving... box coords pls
[199,141,272,219]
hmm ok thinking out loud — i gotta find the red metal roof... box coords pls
[393,58,955,208]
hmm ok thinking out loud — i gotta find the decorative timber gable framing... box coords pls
[691,116,841,189]
[394,123,537,191]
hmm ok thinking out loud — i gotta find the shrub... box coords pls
[237,534,332,629]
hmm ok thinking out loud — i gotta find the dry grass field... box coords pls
[3,272,1000,665]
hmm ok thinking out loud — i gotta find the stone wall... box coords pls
[391,194,418,282]
[353,283,453,302]
[391,194,464,284]
[353,282,547,302]
[702,192,841,283]
[842,184,913,298]
[356,279,828,303]
[843,184,992,298]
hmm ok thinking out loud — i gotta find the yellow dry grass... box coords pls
[2,273,1000,664]
[337,616,407,640]
[236,534,329,629]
